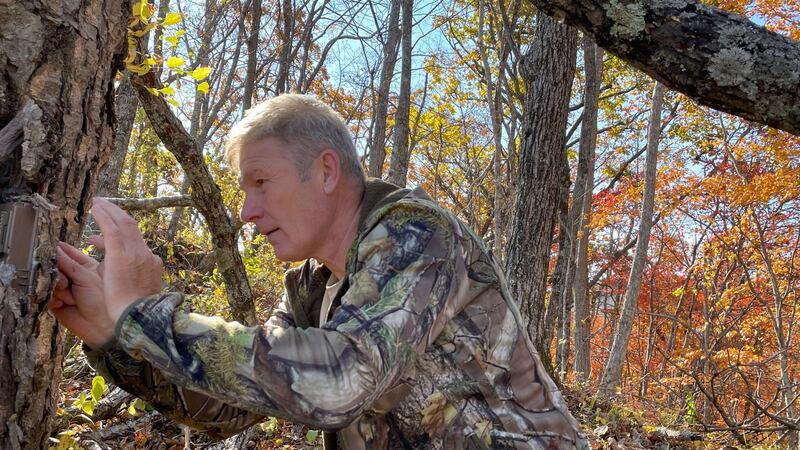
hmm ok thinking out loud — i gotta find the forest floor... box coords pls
[51,344,709,450]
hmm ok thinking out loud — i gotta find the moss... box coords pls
[604,0,646,41]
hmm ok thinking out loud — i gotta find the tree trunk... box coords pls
[276,0,294,94]
[504,13,577,367]
[572,38,603,382]
[242,0,262,111]
[97,74,138,197]
[385,0,413,187]
[527,0,800,135]
[545,164,571,379]
[476,0,506,255]
[598,81,665,396]
[367,0,401,178]
[0,1,129,448]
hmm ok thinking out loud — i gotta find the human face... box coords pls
[238,137,330,261]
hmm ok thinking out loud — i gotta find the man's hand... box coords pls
[89,198,164,323]
[52,242,115,348]
[51,198,164,348]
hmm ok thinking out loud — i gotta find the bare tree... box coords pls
[572,38,603,382]
[367,0,401,178]
[386,0,414,187]
[599,81,665,395]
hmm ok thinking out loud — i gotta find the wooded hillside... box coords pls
[3,0,798,448]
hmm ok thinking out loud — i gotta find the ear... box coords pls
[318,149,341,194]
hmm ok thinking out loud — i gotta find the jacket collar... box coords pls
[345,178,409,270]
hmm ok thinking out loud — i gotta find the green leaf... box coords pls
[127,402,137,416]
[81,402,94,416]
[147,87,161,97]
[167,98,180,107]
[163,12,182,26]
[158,85,176,95]
[165,35,178,47]
[306,430,319,443]
[91,375,106,403]
[166,56,186,69]
[190,67,212,81]
[197,81,209,94]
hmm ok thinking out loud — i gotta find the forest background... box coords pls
[1,0,799,448]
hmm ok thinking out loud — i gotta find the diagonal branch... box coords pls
[131,71,256,325]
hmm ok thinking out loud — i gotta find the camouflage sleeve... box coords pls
[83,295,297,438]
[113,202,455,430]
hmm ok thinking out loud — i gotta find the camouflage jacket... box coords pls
[87,179,588,449]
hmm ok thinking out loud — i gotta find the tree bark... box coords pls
[367,0,401,178]
[598,81,665,396]
[276,0,295,94]
[527,0,800,135]
[242,0,262,111]
[572,38,603,382]
[476,0,506,255]
[97,74,138,197]
[0,1,129,448]
[102,195,195,211]
[545,164,571,379]
[386,0,414,187]
[504,13,577,366]
[132,71,256,326]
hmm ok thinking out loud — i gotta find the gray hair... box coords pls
[226,94,365,182]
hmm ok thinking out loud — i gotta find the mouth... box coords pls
[263,227,279,238]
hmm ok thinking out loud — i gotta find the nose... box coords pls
[240,194,264,223]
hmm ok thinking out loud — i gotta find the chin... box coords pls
[271,245,305,263]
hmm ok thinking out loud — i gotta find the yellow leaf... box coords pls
[167,98,180,107]
[147,87,160,97]
[158,85,176,95]
[163,12,182,26]
[190,67,211,81]
[126,62,151,76]
[165,35,178,47]
[132,0,151,19]
[166,56,185,69]
[197,81,209,94]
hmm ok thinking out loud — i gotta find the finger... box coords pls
[49,297,64,309]
[90,198,126,254]
[49,303,85,334]
[56,246,100,287]
[92,198,143,252]
[58,242,99,270]
[56,268,69,290]
[53,286,77,306]
[87,235,106,252]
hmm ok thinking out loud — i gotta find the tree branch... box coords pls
[528,0,800,135]
[131,71,256,325]
[100,196,194,211]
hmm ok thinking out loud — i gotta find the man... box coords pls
[53,94,588,449]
